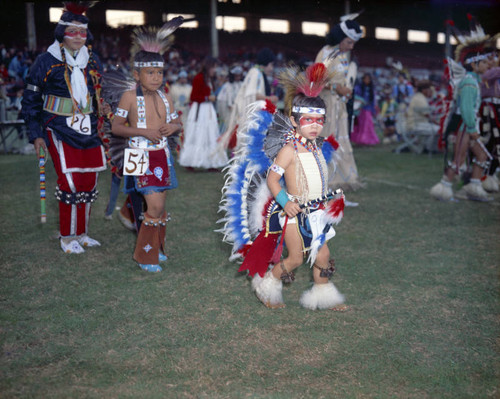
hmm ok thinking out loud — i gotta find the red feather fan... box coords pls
[264,99,277,115]
[325,135,340,150]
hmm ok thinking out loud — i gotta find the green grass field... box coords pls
[1,145,499,398]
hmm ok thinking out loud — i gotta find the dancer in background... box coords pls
[479,38,500,192]
[351,73,379,146]
[379,83,399,144]
[430,17,492,202]
[315,13,363,192]
[216,65,243,134]
[169,70,192,124]
[179,56,228,171]
[218,48,279,151]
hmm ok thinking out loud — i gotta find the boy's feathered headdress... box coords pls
[280,51,341,113]
[447,14,490,65]
[130,16,184,57]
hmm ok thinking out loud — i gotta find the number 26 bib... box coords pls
[66,113,91,135]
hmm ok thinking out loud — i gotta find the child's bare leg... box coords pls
[270,225,304,281]
[143,191,167,219]
[252,225,303,308]
[312,244,331,285]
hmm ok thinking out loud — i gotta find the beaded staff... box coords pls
[299,188,343,209]
[279,188,343,217]
[39,148,47,223]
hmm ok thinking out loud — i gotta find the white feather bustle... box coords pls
[237,101,268,148]
[299,282,345,310]
[430,179,454,201]
[252,271,284,308]
[216,100,272,260]
[248,175,272,236]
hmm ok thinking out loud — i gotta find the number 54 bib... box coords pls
[123,148,150,176]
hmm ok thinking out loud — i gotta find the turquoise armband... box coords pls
[276,189,289,208]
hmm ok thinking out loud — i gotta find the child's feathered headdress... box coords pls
[280,51,341,114]
[447,14,490,65]
[130,16,184,58]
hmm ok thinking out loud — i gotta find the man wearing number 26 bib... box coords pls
[21,2,107,254]
[111,17,184,273]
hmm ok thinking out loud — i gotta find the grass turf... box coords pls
[0,145,499,398]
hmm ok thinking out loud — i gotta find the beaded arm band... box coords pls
[116,108,128,118]
[270,163,285,176]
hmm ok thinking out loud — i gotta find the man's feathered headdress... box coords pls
[447,14,490,65]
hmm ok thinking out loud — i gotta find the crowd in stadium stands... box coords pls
[0,35,447,148]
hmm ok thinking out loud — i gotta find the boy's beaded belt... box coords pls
[43,94,92,116]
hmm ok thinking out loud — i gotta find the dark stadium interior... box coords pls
[1,0,499,70]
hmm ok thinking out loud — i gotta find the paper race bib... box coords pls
[66,113,91,135]
[123,148,149,176]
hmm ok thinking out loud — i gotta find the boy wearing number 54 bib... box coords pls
[111,18,183,272]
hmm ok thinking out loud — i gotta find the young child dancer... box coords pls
[111,18,183,272]
[218,60,347,310]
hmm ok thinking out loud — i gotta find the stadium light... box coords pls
[260,18,290,34]
[49,7,63,23]
[375,27,399,41]
[408,30,430,43]
[106,10,145,28]
[302,22,329,36]
[216,16,246,32]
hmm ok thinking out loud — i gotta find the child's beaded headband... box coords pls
[133,61,164,68]
[291,106,325,115]
[58,21,88,28]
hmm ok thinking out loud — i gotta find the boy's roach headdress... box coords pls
[130,16,184,68]
[280,51,340,114]
[447,14,490,65]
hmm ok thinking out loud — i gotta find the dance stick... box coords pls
[280,188,343,216]
[299,188,343,209]
[39,148,46,223]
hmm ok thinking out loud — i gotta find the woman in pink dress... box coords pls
[351,73,379,145]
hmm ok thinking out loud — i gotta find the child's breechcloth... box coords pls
[124,147,178,195]
[266,201,336,253]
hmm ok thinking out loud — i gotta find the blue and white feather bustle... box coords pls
[217,101,275,261]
